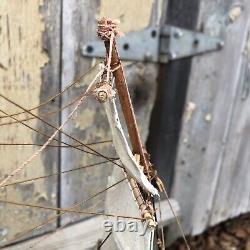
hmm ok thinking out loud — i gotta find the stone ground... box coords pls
[169,213,250,250]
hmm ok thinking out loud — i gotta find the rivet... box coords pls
[174,29,183,39]
[217,41,225,49]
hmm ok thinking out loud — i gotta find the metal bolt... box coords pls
[174,29,183,39]
[97,90,108,102]
[193,39,200,48]
[217,41,225,49]
[168,52,178,60]
[85,45,93,53]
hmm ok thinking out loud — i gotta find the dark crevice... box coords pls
[147,0,200,192]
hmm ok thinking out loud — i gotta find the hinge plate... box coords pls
[81,25,224,63]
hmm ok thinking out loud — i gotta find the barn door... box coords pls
[166,0,250,238]
[0,0,164,244]
[59,0,162,225]
[0,1,61,242]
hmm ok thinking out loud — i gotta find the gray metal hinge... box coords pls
[81,25,224,63]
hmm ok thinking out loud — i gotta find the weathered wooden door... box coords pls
[1,0,250,247]
[0,1,61,241]
[0,0,162,244]
[173,0,250,235]
[149,0,250,238]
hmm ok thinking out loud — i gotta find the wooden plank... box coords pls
[147,0,200,190]
[3,199,178,250]
[210,21,250,225]
[60,0,109,225]
[3,216,104,250]
[60,0,161,224]
[171,0,250,236]
[104,167,155,250]
[0,0,61,243]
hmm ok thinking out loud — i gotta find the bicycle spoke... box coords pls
[0,109,120,163]
[0,178,128,248]
[0,94,81,127]
[98,232,112,249]
[0,139,112,147]
[0,92,122,168]
[0,200,143,220]
[2,160,114,187]
[0,63,99,119]
[163,186,190,250]
[0,71,106,187]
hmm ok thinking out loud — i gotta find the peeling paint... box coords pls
[0,0,51,242]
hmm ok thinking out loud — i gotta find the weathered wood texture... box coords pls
[147,0,200,191]
[104,167,154,250]
[60,0,107,225]
[60,0,161,224]
[0,0,61,243]
[3,216,104,250]
[3,199,178,250]
[171,0,250,236]
[0,0,163,244]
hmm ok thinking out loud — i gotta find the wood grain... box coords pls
[171,0,250,236]
[3,199,178,250]
[60,0,160,225]
[0,0,61,243]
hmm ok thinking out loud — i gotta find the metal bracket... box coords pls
[81,25,224,63]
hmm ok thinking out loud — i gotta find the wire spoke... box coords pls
[162,186,190,250]
[0,71,107,187]
[0,94,81,127]
[98,232,112,249]
[157,197,166,249]
[0,139,113,147]
[0,18,190,250]
[0,178,131,248]
[2,160,114,187]
[0,199,143,220]
[0,93,122,168]
[0,63,99,120]
[0,108,120,163]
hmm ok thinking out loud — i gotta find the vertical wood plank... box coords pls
[0,0,61,242]
[147,0,200,191]
[61,0,106,224]
[60,0,161,224]
[171,0,250,236]
[210,24,250,225]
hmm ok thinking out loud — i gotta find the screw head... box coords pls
[217,41,225,49]
[174,29,183,39]
[169,52,178,59]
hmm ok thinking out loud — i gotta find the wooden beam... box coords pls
[147,0,200,191]
[3,199,179,250]
[171,0,250,236]
[0,0,61,242]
